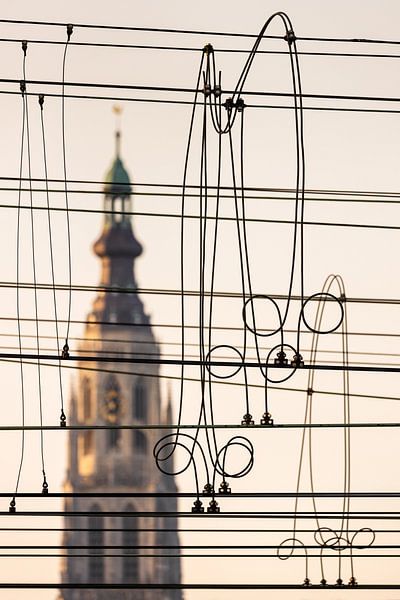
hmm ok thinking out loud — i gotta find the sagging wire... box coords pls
[278,274,375,586]
[38,94,66,428]
[11,42,49,513]
[205,12,308,415]
[153,12,350,512]
[24,49,49,497]
[10,41,28,515]
[153,47,207,511]
[154,43,255,513]
[60,23,73,374]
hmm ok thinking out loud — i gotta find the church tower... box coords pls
[60,130,182,600]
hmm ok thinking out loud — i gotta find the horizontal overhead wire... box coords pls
[2,17,400,46]
[3,36,400,60]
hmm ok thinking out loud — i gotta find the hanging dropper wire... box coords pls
[22,53,48,495]
[39,94,66,430]
[60,23,73,371]
[10,40,28,514]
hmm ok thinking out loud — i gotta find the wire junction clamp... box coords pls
[284,29,296,45]
[42,476,49,495]
[291,353,304,367]
[191,499,204,513]
[223,97,246,111]
[260,412,274,426]
[203,483,214,495]
[207,499,220,513]
[218,480,231,494]
[62,341,70,358]
[274,350,288,366]
[60,409,67,428]
[241,413,254,426]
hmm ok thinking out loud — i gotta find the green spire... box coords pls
[103,130,132,198]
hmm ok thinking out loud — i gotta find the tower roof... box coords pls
[103,131,132,198]
[88,128,148,327]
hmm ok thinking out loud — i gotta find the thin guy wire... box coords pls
[23,52,48,494]
[39,96,66,428]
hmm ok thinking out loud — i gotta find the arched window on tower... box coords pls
[88,504,104,582]
[133,430,148,455]
[102,376,121,449]
[122,503,139,582]
[133,378,147,421]
[82,377,92,420]
[113,197,123,223]
[82,430,93,456]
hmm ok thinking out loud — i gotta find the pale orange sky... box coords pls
[1,1,400,598]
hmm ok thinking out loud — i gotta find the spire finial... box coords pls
[113,104,122,157]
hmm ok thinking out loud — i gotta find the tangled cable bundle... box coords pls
[5,12,387,589]
[277,274,375,585]
[154,12,341,501]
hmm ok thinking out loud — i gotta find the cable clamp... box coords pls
[213,85,221,98]
[241,413,254,426]
[223,97,246,112]
[20,80,26,95]
[236,98,245,112]
[218,480,231,494]
[260,412,274,426]
[207,499,220,513]
[38,94,45,108]
[42,474,49,495]
[60,409,67,428]
[202,483,214,495]
[307,387,313,396]
[284,30,296,45]
[303,578,311,587]
[274,350,288,366]
[335,578,344,587]
[348,577,358,586]
[66,23,74,41]
[291,353,304,368]
[223,97,233,111]
[21,40,28,55]
[62,341,70,359]
[203,83,212,97]
[191,499,204,513]
[203,43,214,55]
[340,292,346,303]
[9,498,16,514]
[320,579,327,586]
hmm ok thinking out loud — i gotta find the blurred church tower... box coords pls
[59,127,182,600]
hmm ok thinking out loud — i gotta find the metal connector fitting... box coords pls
[241,413,254,426]
[260,412,274,426]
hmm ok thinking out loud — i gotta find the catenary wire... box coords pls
[4,18,400,46]
[4,36,400,60]
[3,88,400,115]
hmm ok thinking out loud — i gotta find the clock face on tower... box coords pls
[101,378,122,423]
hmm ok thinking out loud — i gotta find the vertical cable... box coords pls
[39,94,66,428]
[10,41,28,514]
[61,23,73,364]
[23,60,48,495]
